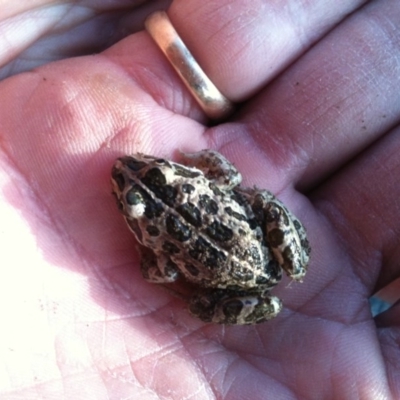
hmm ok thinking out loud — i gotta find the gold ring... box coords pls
[145,11,234,120]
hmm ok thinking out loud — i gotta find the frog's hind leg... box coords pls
[189,288,282,325]
[265,199,310,280]
[180,150,242,190]
[238,189,310,281]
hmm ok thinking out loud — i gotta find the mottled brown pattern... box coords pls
[111,150,310,324]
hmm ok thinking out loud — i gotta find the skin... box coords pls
[0,0,399,399]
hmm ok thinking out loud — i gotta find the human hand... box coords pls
[0,1,399,399]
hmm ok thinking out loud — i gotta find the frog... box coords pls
[111,150,310,324]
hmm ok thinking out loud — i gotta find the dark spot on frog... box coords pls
[120,157,148,172]
[173,165,201,178]
[164,259,179,279]
[181,183,195,194]
[146,225,160,237]
[166,214,192,242]
[142,167,166,185]
[209,183,223,197]
[225,205,259,231]
[247,218,258,230]
[141,168,178,207]
[205,220,233,242]
[188,236,208,260]
[206,247,227,268]
[157,185,178,207]
[189,236,226,268]
[268,228,285,247]
[177,202,202,227]
[293,219,302,231]
[199,194,218,214]
[231,191,248,207]
[144,199,164,219]
[224,206,247,222]
[162,241,180,255]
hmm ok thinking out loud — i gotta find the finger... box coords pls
[103,0,367,120]
[0,1,171,79]
[169,0,366,101]
[239,0,400,189]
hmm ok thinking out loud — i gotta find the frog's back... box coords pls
[112,155,276,289]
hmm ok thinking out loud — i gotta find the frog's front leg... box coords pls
[180,150,242,190]
[139,247,180,283]
[189,288,282,325]
[240,189,310,281]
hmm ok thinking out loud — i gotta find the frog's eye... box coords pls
[126,188,144,205]
[126,188,146,218]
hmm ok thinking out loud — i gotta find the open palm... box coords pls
[1,1,399,399]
